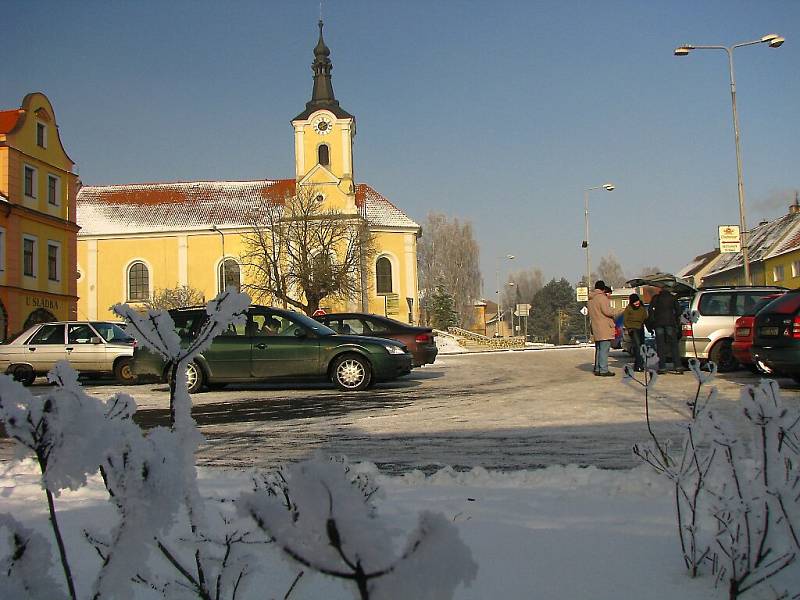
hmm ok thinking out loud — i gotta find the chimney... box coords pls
[790,191,800,215]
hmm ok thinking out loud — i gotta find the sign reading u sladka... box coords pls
[719,225,741,253]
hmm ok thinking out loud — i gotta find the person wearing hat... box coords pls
[588,280,617,376]
[648,286,684,374]
[623,293,648,372]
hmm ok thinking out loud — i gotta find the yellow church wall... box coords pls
[365,230,419,323]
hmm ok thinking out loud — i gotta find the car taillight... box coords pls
[415,334,431,344]
[735,327,751,338]
[682,323,693,337]
[792,316,800,339]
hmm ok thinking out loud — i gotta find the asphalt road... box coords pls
[3,347,799,474]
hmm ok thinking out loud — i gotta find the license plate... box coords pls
[760,326,779,336]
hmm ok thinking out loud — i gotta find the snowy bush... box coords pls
[0,291,476,600]
[631,351,800,599]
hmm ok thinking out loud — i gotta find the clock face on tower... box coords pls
[312,115,333,135]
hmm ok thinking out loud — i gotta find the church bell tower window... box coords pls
[318,144,330,166]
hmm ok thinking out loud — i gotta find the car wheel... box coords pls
[114,358,136,384]
[710,339,738,372]
[331,354,372,391]
[185,361,205,394]
[11,365,35,386]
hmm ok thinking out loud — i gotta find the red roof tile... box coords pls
[0,109,23,134]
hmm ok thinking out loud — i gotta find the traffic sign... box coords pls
[580,306,588,316]
[576,287,589,302]
[312,309,326,316]
[719,225,741,253]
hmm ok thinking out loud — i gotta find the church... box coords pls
[76,21,421,323]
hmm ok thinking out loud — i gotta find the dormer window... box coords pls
[36,122,47,148]
[318,144,329,166]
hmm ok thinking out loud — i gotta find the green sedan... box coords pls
[132,306,413,392]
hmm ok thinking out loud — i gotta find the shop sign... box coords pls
[24,295,60,311]
[719,225,741,253]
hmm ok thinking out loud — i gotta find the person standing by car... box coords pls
[588,280,617,377]
[648,287,683,374]
[623,293,648,372]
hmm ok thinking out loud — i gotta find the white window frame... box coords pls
[125,259,152,302]
[23,164,38,199]
[0,227,5,272]
[47,174,61,206]
[773,264,785,282]
[792,260,800,279]
[217,257,241,294]
[375,253,398,295]
[47,240,61,282]
[36,121,47,148]
[22,235,38,278]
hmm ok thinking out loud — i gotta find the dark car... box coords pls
[132,306,413,392]
[732,293,785,373]
[313,313,438,367]
[750,291,800,382]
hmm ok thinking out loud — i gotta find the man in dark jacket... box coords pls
[648,287,683,374]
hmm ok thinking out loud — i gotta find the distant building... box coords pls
[76,22,421,323]
[0,93,79,340]
[676,249,721,289]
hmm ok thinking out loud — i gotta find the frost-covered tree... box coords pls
[594,253,626,288]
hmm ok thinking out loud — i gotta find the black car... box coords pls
[132,306,413,392]
[750,290,800,382]
[314,313,438,367]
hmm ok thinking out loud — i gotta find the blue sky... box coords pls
[3,1,798,292]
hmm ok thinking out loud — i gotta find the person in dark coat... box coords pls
[623,293,648,371]
[648,287,683,374]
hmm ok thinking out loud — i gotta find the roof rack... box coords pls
[696,285,788,291]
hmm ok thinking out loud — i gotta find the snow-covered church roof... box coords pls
[76,179,419,236]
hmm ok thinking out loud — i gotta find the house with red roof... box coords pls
[0,93,80,340]
[76,21,421,323]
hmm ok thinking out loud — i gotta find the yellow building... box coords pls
[0,92,79,340]
[76,22,420,323]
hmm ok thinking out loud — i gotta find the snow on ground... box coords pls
[0,458,755,599]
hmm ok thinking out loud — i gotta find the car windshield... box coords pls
[92,322,134,343]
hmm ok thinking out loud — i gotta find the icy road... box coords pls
[3,347,799,474]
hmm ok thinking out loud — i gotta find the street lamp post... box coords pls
[495,254,515,337]
[674,34,784,286]
[582,183,615,288]
[507,281,516,336]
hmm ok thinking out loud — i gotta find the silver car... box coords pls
[0,321,135,385]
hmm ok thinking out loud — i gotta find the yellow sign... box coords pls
[385,293,400,315]
[719,225,741,253]
[576,286,589,302]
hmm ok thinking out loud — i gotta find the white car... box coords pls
[0,321,136,385]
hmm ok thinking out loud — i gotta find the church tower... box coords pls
[292,21,357,213]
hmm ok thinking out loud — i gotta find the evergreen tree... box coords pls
[428,284,459,330]
[527,278,584,343]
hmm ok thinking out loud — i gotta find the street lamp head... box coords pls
[674,45,693,56]
[602,183,615,192]
[506,254,515,260]
[766,35,785,48]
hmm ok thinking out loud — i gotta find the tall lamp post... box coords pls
[582,183,615,288]
[495,254,515,337]
[674,33,785,286]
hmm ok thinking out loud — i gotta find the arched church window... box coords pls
[318,144,330,166]
[218,259,241,293]
[127,261,150,301]
[376,257,393,294]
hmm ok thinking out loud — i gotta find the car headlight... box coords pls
[385,344,405,355]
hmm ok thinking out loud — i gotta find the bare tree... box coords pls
[594,253,626,288]
[145,285,205,310]
[418,213,481,327]
[240,186,376,316]
[502,267,544,310]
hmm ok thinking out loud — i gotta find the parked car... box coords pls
[732,293,786,373]
[313,313,437,367]
[750,290,800,382]
[569,335,590,345]
[132,306,413,392]
[0,321,136,385]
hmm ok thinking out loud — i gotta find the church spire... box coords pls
[294,20,353,120]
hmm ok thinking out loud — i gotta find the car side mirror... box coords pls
[293,328,307,339]
[90,336,103,345]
